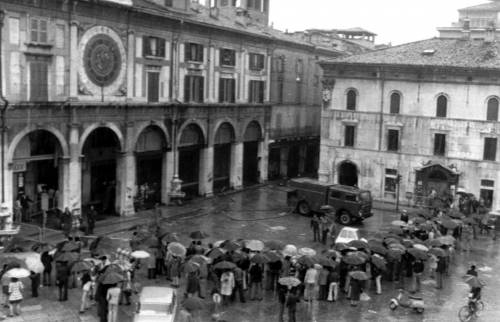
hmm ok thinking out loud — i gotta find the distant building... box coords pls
[320,37,500,210]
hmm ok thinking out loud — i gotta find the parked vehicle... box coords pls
[286,178,373,225]
[134,286,177,322]
[334,227,360,245]
[389,289,424,313]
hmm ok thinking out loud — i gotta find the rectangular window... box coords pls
[147,71,160,103]
[9,17,20,45]
[185,43,204,62]
[248,80,265,103]
[384,168,398,198]
[387,129,399,151]
[143,36,166,58]
[296,59,304,76]
[220,49,236,66]
[481,179,495,187]
[273,57,284,73]
[30,17,48,43]
[219,78,236,103]
[433,133,446,156]
[30,61,48,101]
[344,125,355,147]
[55,24,65,49]
[249,53,265,71]
[483,137,497,161]
[184,75,204,103]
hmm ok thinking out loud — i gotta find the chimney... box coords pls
[461,18,471,39]
[485,21,496,42]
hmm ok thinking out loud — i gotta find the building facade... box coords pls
[320,37,500,210]
[0,0,347,222]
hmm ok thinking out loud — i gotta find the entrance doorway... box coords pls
[82,127,121,215]
[178,124,204,197]
[135,126,167,210]
[12,130,63,225]
[213,123,235,193]
[287,145,300,178]
[243,121,262,186]
[338,161,358,186]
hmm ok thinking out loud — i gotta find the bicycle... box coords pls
[458,297,485,322]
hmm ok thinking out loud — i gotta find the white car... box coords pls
[134,286,177,322]
[335,227,360,245]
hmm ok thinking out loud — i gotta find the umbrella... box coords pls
[190,255,211,266]
[89,236,113,252]
[190,231,209,240]
[265,240,285,250]
[463,275,486,288]
[4,268,31,279]
[413,244,429,252]
[61,242,80,252]
[83,258,101,265]
[428,239,443,247]
[206,248,226,260]
[463,217,475,225]
[213,261,236,270]
[131,250,150,259]
[349,270,369,280]
[388,243,406,252]
[371,255,386,270]
[54,252,78,263]
[387,249,404,261]
[184,261,200,274]
[413,217,426,225]
[100,271,124,285]
[168,242,187,257]
[182,297,206,311]
[429,247,446,257]
[441,219,458,230]
[419,223,433,232]
[348,240,370,250]
[402,239,414,248]
[4,260,22,270]
[251,253,269,264]
[71,261,93,273]
[245,240,264,251]
[391,220,408,227]
[298,247,316,257]
[448,210,464,219]
[278,276,301,288]
[282,245,298,257]
[264,251,282,262]
[161,233,180,244]
[24,256,44,274]
[222,240,241,252]
[342,253,366,265]
[407,248,428,260]
[437,236,455,245]
[315,255,336,268]
[105,264,124,274]
[297,256,317,267]
[334,243,349,252]
[31,242,52,253]
[370,244,387,256]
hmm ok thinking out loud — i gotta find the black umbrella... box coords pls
[407,248,428,260]
[190,231,209,240]
[213,261,236,270]
[100,271,124,285]
[349,270,369,281]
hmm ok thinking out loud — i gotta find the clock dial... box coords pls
[83,34,122,87]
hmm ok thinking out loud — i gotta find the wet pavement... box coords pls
[6,184,500,321]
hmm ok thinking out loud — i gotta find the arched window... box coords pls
[436,95,447,117]
[487,97,499,121]
[346,89,357,110]
[390,92,401,114]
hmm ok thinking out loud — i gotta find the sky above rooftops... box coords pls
[269,0,486,45]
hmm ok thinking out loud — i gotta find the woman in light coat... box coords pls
[220,270,235,305]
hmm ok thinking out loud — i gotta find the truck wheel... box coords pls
[339,211,352,225]
[297,201,311,216]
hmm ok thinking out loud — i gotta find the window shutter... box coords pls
[230,79,236,102]
[158,39,166,58]
[198,45,204,62]
[198,77,204,102]
[219,78,224,103]
[259,81,264,103]
[143,37,148,56]
[184,76,190,102]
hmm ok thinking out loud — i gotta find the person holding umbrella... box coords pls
[412,259,424,293]
[220,268,235,306]
[286,289,300,322]
[56,262,70,301]
[41,251,53,286]
[7,277,24,317]
[29,270,40,298]
[249,262,263,301]
[106,283,121,322]
[304,264,320,303]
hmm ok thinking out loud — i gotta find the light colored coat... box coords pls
[220,271,235,296]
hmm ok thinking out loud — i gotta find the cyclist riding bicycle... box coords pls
[468,286,482,312]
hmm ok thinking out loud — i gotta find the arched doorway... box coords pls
[11,130,64,224]
[135,126,167,210]
[338,161,358,187]
[213,123,235,192]
[81,127,121,215]
[243,121,262,186]
[178,124,204,197]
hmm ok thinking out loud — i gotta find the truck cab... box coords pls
[287,178,373,225]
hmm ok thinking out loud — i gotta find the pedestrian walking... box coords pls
[106,283,121,322]
[186,271,200,298]
[349,278,361,307]
[371,259,382,295]
[61,207,72,237]
[220,269,235,305]
[41,251,53,286]
[266,259,281,291]
[304,264,319,302]
[326,267,339,301]
[286,290,300,322]
[29,271,40,298]
[436,256,446,289]
[319,216,330,245]
[232,266,245,303]
[249,263,263,300]
[56,262,69,301]
[310,214,320,242]
[198,259,208,299]
[120,271,133,306]
[86,206,97,235]
[80,277,92,313]
[7,277,23,317]
[318,266,329,300]
[412,260,424,293]
[278,285,287,322]
[1,265,9,308]
[147,248,156,279]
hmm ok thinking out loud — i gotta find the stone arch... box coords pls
[7,126,69,163]
[241,119,264,142]
[177,120,207,147]
[213,121,236,145]
[79,122,124,154]
[210,118,238,145]
[133,122,170,150]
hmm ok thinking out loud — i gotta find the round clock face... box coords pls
[83,34,122,87]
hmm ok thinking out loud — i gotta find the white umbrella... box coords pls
[130,250,150,259]
[413,244,429,252]
[282,244,298,257]
[5,268,31,279]
[25,256,44,274]
[213,240,225,248]
[245,240,264,251]
[298,247,316,257]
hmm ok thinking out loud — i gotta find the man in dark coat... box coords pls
[56,262,69,301]
[29,271,40,297]
[86,206,97,235]
[41,251,53,286]
[436,256,446,289]
[286,290,300,322]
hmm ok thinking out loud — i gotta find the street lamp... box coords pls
[0,9,9,204]
[168,106,185,205]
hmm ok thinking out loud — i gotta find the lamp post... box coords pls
[0,9,9,205]
[168,106,185,205]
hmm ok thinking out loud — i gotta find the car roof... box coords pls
[139,286,175,304]
[339,227,358,232]
[289,178,369,193]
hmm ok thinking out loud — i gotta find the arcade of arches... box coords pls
[5,119,267,222]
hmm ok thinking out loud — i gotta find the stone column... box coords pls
[318,143,331,183]
[258,137,268,183]
[65,124,81,212]
[58,157,70,210]
[230,142,243,190]
[116,151,136,216]
[279,146,289,178]
[161,151,169,205]
[69,21,79,99]
[198,146,214,197]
